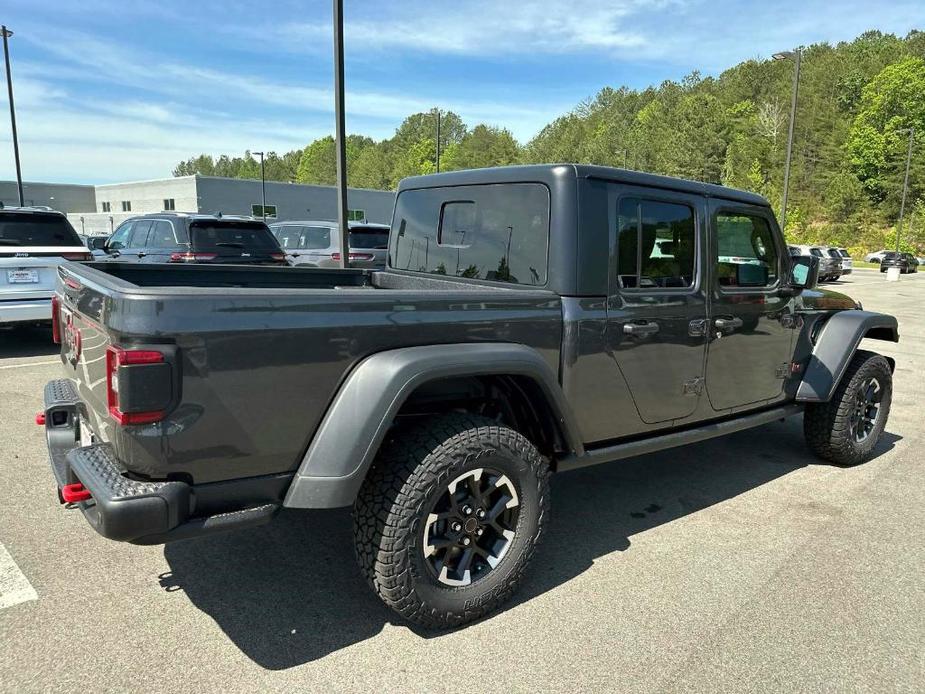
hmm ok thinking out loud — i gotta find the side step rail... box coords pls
[558,404,803,472]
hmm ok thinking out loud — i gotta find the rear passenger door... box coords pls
[606,188,709,425]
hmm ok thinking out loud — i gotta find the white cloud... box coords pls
[0,29,572,182]
[277,0,664,56]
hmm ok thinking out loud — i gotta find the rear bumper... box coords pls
[43,378,282,544]
[0,297,51,323]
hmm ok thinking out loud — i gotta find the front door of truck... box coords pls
[704,201,796,411]
[606,188,709,425]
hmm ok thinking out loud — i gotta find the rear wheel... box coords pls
[804,350,892,466]
[353,413,550,629]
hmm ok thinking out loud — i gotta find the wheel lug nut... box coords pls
[476,509,486,519]
[476,528,483,536]
[462,505,472,515]
[462,537,471,546]
[451,522,461,532]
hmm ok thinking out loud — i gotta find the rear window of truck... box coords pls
[0,213,82,247]
[190,222,281,252]
[389,183,549,285]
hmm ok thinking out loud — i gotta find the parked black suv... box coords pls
[100,213,288,266]
[879,252,918,274]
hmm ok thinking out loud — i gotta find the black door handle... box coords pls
[714,317,743,330]
[623,321,660,336]
[137,252,146,258]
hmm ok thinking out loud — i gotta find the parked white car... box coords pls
[865,249,890,263]
[0,206,91,324]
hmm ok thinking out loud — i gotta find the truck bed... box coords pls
[56,262,563,485]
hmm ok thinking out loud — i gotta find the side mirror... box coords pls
[89,237,108,251]
[789,255,819,290]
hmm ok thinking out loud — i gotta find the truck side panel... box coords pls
[58,268,563,484]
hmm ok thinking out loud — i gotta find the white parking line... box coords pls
[0,360,59,370]
[0,541,37,610]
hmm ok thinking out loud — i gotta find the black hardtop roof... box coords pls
[398,164,769,207]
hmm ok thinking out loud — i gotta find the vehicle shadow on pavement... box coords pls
[0,325,58,357]
[159,417,899,669]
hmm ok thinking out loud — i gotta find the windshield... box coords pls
[827,249,841,258]
[882,252,900,259]
[349,227,389,249]
[0,213,82,247]
[190,222,281,253]
[810,248,824,257]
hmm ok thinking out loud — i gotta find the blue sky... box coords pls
[2,0,924,183]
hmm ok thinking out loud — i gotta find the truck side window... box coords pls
[616,198,695,290]
[390,183,549,285]
[715,213,779,288]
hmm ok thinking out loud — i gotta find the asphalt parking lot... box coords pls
[1,268,923,692]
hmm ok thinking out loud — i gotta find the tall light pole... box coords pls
[253,151,266,220]
[433,107,441,173]
[896,127,915,251]
[773,47,802,232]
[2,26,24,206]
[331,0,350,268]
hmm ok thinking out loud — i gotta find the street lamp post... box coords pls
[773,47,802,232]
[253,151,266,220]
[2,26,24,207]
[896,127,915,251]
[332,0,350,268]
[433,108,441,173]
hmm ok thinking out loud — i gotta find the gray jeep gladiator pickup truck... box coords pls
[41,164,899,628]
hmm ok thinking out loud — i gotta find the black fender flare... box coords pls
[283,343,583,509]
[796,310,898,402]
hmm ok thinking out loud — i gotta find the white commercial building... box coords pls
[1,176,395,236]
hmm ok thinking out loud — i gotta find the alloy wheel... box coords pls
[422,467,520,587]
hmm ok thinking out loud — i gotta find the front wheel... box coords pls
[804,350,893,466]
[353,413,550,629]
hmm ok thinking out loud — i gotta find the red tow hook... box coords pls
[35,412,46,425]
[61,483,92,503]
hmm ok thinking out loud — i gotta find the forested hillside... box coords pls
[173,30,925,253]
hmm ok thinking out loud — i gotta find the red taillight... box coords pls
[61,483,92,503]
[106,346,166,425]
[51,295,61,344]
[168,252,217,263]
[62,252,93,261]
[331,252,374,262]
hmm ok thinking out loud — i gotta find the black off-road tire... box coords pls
[804,350,893,466]
[353,413,550,629]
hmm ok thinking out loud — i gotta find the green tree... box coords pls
[848,56,925,213]
[296,136,337,185]
[442,125,521,171]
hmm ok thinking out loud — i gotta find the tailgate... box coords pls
[54,265,116,440]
